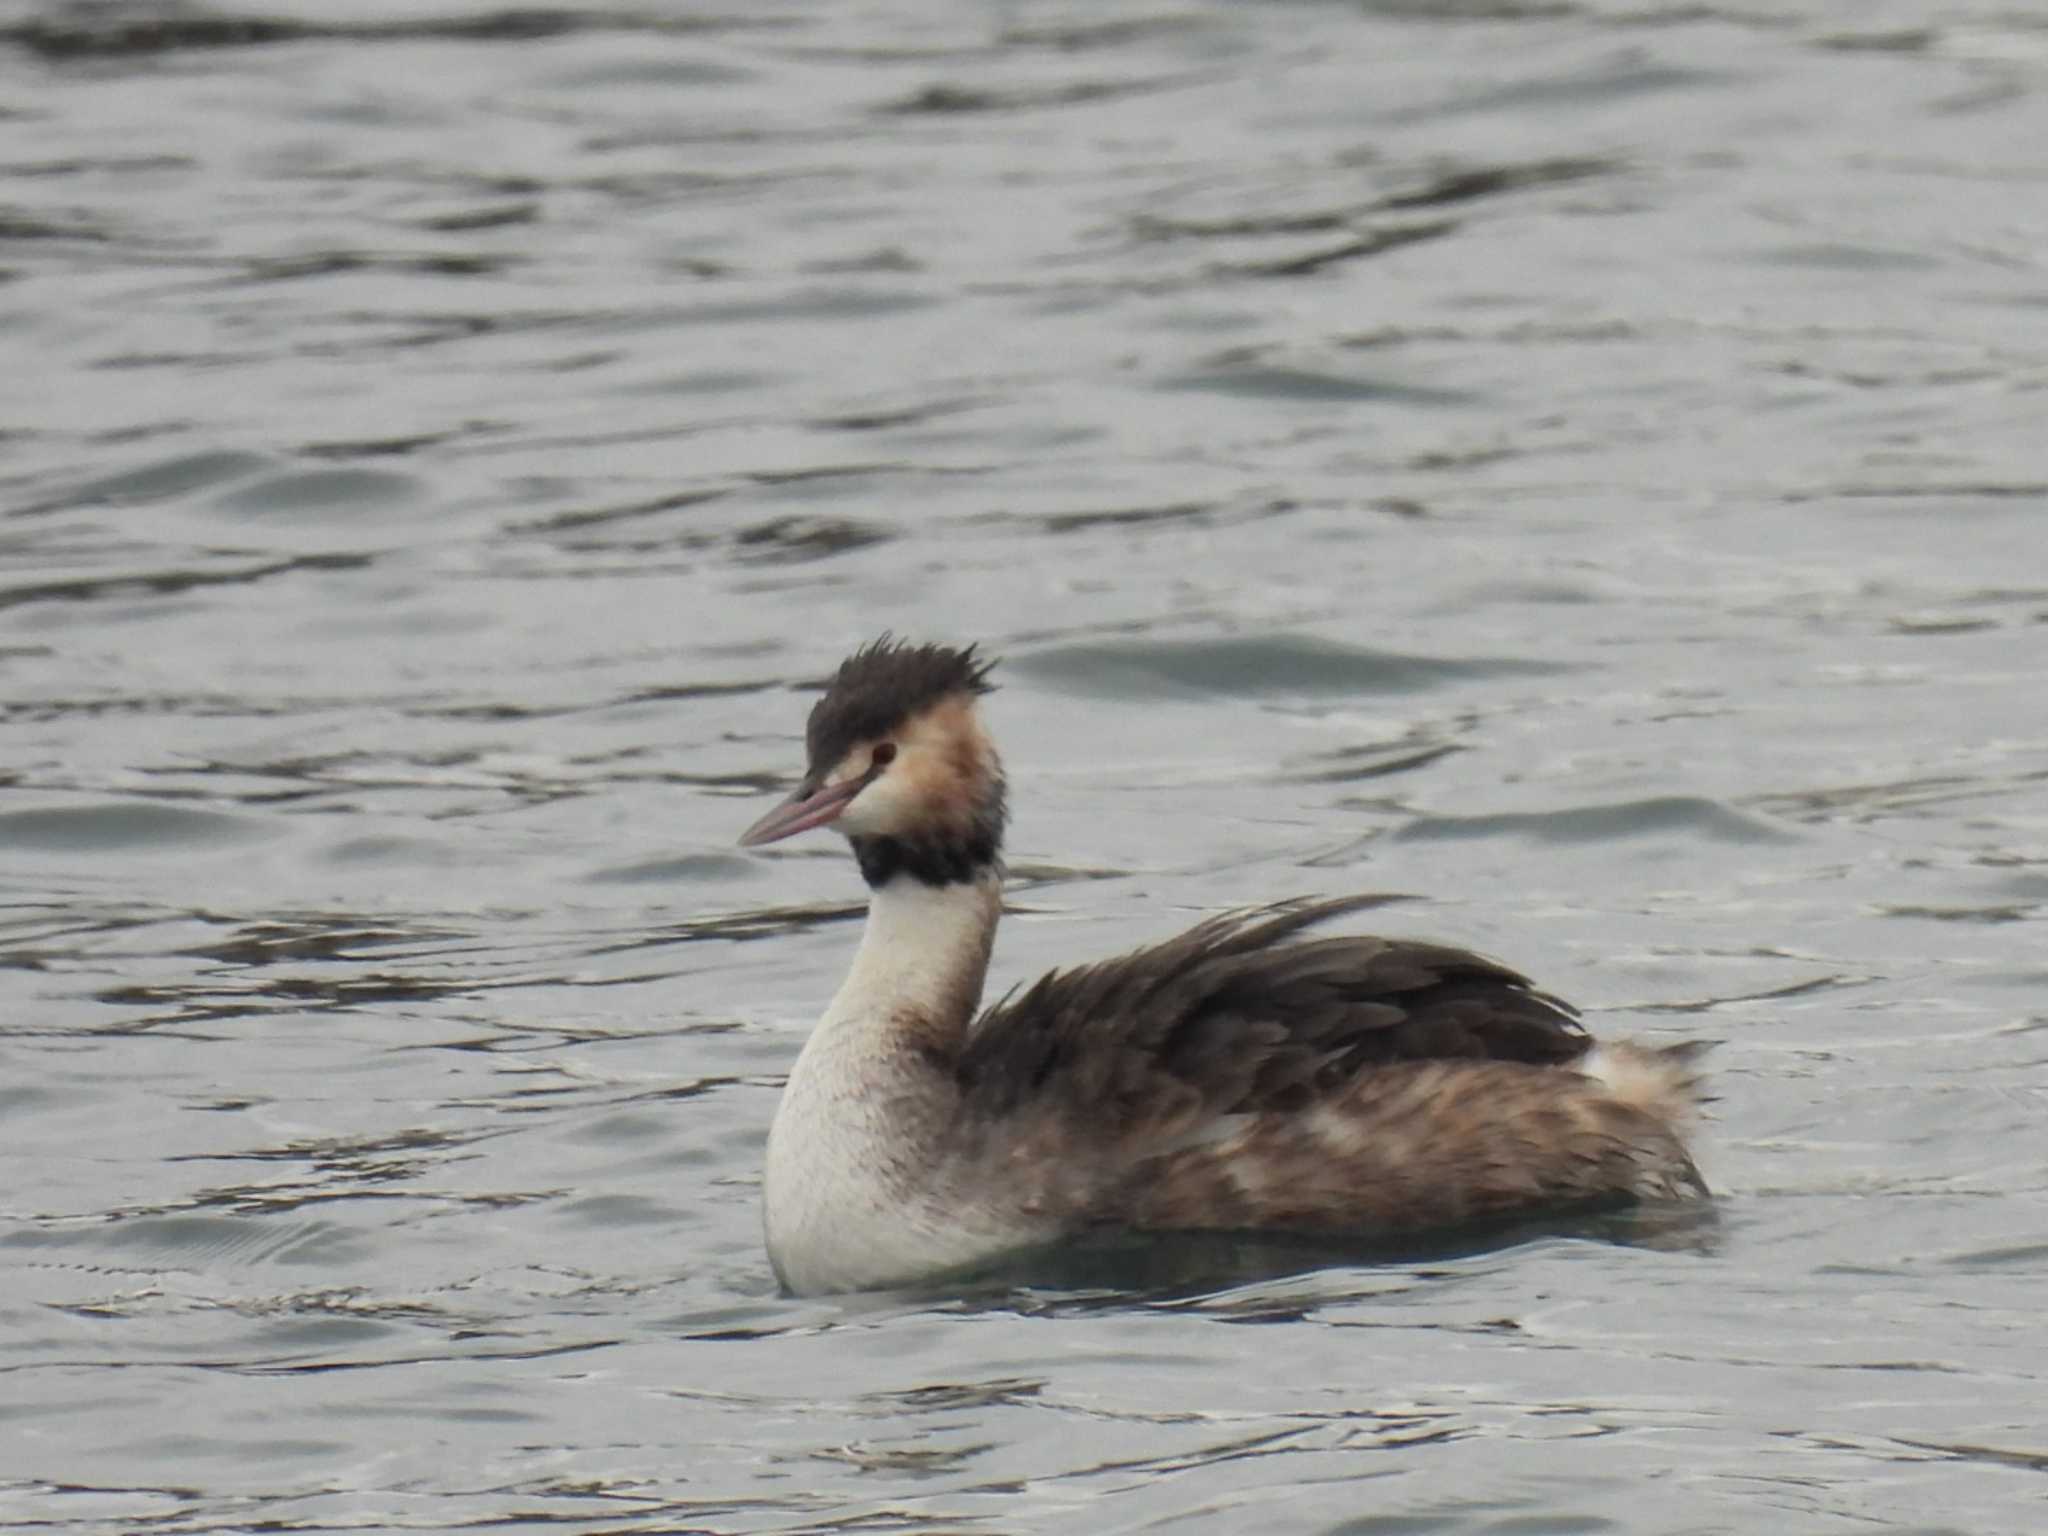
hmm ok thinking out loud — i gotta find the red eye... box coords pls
[871,743,897,769]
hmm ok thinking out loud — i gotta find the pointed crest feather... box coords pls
[805,635,997,776]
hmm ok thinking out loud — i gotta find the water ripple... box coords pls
[1018,635,1574,700]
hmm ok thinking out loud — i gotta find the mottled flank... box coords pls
[1106,1058,1707,1234]
[805,637,996,783]
[938,897,1709,1238]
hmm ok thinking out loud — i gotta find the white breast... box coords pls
[763,1022,1018,1294]
[759,870,1041,1294]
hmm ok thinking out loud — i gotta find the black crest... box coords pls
[804,636,996,774]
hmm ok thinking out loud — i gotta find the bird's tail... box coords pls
[1578,1038,1715,1129]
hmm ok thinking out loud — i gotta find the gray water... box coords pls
[2,1,2044,1531]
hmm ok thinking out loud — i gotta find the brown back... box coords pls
[954,897,1588,1132]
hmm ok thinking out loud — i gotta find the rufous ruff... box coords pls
[740,638,1708,1295]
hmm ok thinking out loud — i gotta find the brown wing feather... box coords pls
[954,897,1588,1130]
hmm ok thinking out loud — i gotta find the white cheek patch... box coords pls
[838,771,918,837]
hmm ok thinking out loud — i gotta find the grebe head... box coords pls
[738,638,1006,886]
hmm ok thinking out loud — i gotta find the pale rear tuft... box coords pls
[1578,1040,1712,1128]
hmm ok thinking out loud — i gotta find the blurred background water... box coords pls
[2,0,2044,1531]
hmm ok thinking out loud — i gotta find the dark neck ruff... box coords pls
[851,778,1006,890]
[851,829,1002,889]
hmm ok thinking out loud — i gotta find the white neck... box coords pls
[763,868,1007,1293]
[818,870,1001,1047]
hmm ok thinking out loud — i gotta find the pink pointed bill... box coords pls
[737,776,864,847]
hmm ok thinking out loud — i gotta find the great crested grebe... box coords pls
[740,638,1707,1295]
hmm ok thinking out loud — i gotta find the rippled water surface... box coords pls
[4,1,2045,1530]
